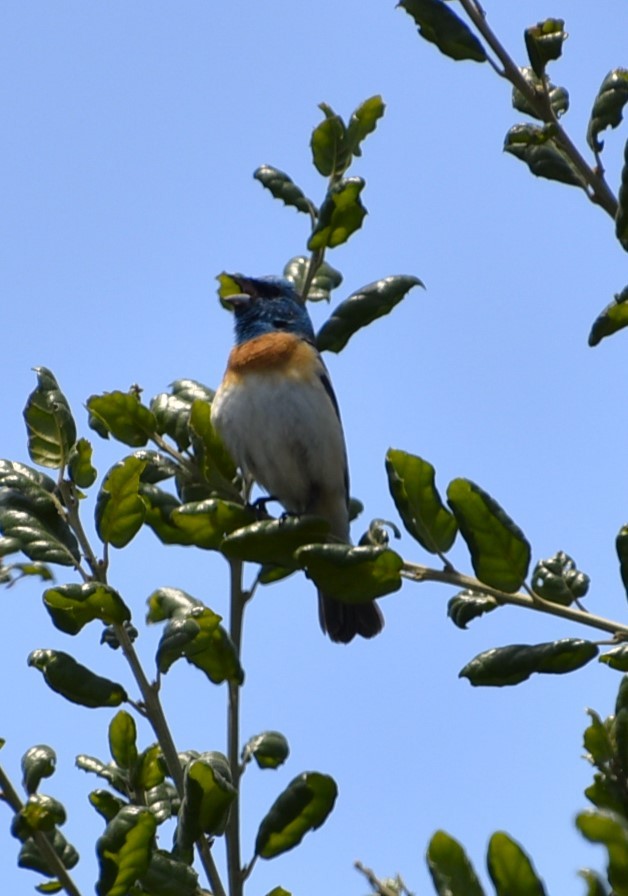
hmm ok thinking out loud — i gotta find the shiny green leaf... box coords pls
[583,709,614,769]
[22,745,56,795]
[512,68,569,119]
[108,710,138,771]
[589,286,628,346]
[150,379,215,451]
[577,810,628,895]
[587,69,628,152]
[427,830,485,896]
[308,177,366,250]
[89,789,127,823]
[12,794,66,840]
[96,805,157,896]
[447,479,530,592]
[68,438,97,488]
[133,745,166,792]
[487,830,547,895]
[95,456,146,548]
[18,829,78,876]
[616,524,628,597]
[133,450,179,484]
[139,484,197,545]
[255,772,337,859]
[399,0,487,63]
[0,487,80,567]
[23,368,77,469]
[145,781,177,824]
[0,458,57,494]
[254,165,311,214]
[242,732,290,770]
[171,499,256,550]
[616,141,628,251]
[504,124,584,188]
[176,752,236,847]
[600,644,628,671]
[295,543,403,603]
[385,448,456,553]
[222,516,329,567]
[524,18,567,78]
[146,586,202,622]
[310,103,349,177]
[345,95,386,157]
[156,606,243,685]
[460,639,598,687]
[283,256,343,303]
[43,582,131,635]
[76,756,128,796]
[29,649,128,707]
[447,590,499,629]
[531,551,589,605]
[140,849,199,896]
[189,398,240,496]
[87,391,157,447]
[578,868,610,896]
[317,276,423,353]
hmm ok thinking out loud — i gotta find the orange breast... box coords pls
[226,332,318,381]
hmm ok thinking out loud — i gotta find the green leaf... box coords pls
[253,165,312,214]
[399,0,487,63]
[616,141,628,252]
[0,458,57,494]
[146,586,202,622]
[512,68,569,120]
[426,830,486,896]
[587,69,628,152]
[308,177,367,250]
[0,487,80,567]
[140,849,199,896]
[577,810,628,895]
[11,794,67,840]
[295,543,403,603]
[23,368,77,469]
[282,256,343,304]
[504,124,584,188]
[447,590,499,629]
[28,649,128,707]
[87,391,157,447]
[265,889,292,896]
[531,551,589,605]
[89,789,127,823]
[524,18,567,78]
[133,450,179,484]
[460,639,598,687]
[139,484,197,545]
[447,479,531,592]
[68,438,97,488]
[616,525,628,597]
[222,516,330,567]
[583,709,614,769]
[170,499,257,550]
[18,829,78,876]
[76,756,128,796]
[487,830,547,895]
[189,398,240,496]
[385,449,456,553]
[578,868,610,896]
[242,732,290,770]
[43,582,131,635]
[22,745,57,795]
[133,745,166,792]
[317,276,423,353]
[255,772,337,859]
[310,103,350,178]
[345,95,386,158]
[156,605,244,686]
[145,781,177,824]
[96,805,157,896]
[108,710,138,771]
[176,752,236,847]
[95,456,146,548]
[589,286,628,346]
[600,644,628,671]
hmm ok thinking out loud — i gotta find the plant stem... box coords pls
[113,623,227,896]
[457,0,618,218]
[0,763,83,896]
[226,558,246,896]
[401,562,628,639]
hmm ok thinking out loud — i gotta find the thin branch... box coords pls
[226,557,246,896]
[402,562,628,639]
[456,0,619,217]
[0,763,83,896]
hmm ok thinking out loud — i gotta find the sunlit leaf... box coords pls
[524,18,567,78]
[28,649,128,708]
[295,543,403,603]
[589,286,628,346]
[21,745,57,796]
[68,438,98,488]
[588,69,628,152]
[460,639,598,687]
[487,830,547,895]
[283,256,343,303]
[24,368,77,469]
[577,810,628,895]
[308,177,366,250]
[427,830,485,896]
[255,772,337,859]
[254,165,312,214]
[447,590,499,629]
[242,732,290,770]
[399,0,487,63]
[95,456,146,548]
[385,448,455,553]
[96,805,157,896]
[87,391,157,447]
[43,582,131,635]
[176,752,236,848]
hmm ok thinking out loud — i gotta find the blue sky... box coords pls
[2,2,628,894]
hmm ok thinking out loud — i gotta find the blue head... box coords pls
[223,274,316,345]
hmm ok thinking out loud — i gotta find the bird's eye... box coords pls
[273,318,288,329]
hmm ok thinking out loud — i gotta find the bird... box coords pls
[210,273,384,643]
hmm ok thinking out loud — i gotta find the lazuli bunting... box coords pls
[211,274,384,643]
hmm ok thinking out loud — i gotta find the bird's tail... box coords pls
[318,592,384,644]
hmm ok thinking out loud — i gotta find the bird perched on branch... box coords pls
[211,273,384,643]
